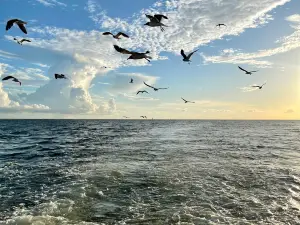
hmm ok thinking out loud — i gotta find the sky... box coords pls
[0,0,299,119]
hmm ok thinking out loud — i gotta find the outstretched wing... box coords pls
[116,32,129,38]
[181,97,187,102]
[136,91,141,95]
[251,85,260,88]
[180,50,187,59]
[146,14,156,21]
[6,19,18,31]
[103,32,113,36]
[187,49,198,59]
[250,70,258,73]
[2,76,15,81]
[158,87,169,90]
[114,45,132,54]
[154,14,168,22]
[20,39,31,43]
[144,82,154,89]
[17,23,27,34]
[238,66,248,73]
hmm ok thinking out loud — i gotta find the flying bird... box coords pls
[13,38,31,45]
[238,66,258,75]
[6,19,27,34]
[140,116,147,119]
[181,49,198,64]
[137,90,149,95]
[55,74,67,79]
[216,24,226,28]
[252,83,266,89]
[144,14,168,32]
[123,116,130,119]
[181,97,195,104]
[144,82,168,91]
[2,76,21,86]
[103,32,129,40]
[130,78,133,83]
[114,45,152,62]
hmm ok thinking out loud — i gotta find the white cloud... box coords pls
[35,0,66,7]
[286,14,300,23]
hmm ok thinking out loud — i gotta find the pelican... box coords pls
[144,14,168,32]
[181,49,198,64]
[103,32,129,40]
[14,38,31,45]
[2,76,21,86]
[6,19,27,34]
[137,90,149,95]
[114,45,152,62]
[144,82,168,91]
[252,83,266,89]
[55,74,67,79]
[181,97,195,103]
[238,66,258,75]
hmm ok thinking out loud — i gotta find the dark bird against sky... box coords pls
[6,19,27,34]
[181,97,195,103]
[252,83,266,89]
[137,90,149,95]
[114,45,152,62]
[238,66,258,75]
[2,76,21,86]
[55,74,67,79]
[14,38,31,45]
[103,32,129,40]
[144,82,168,91]
[144,14,168,32]
[181,49,198,64]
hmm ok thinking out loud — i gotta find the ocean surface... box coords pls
[0,120,300,225]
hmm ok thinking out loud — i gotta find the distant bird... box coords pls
[238,66,258,75]
[181,49,198,64]
[140,116,147,119]
[114,45,152,62]
[55,74,67,79]
[13,38,31,45]
[137,90,149,95]
[145,14,168,32]
[216,24,226,28]
[252,83,266,89]
[181,97,195,103]
[130,78,133,83]
[2,76,21,86]
[123,116,130,119]
[103,32,129,40]
[6,19,27,34]
[144,82,168,91]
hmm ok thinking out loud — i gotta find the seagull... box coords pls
[55,74,67,79]
[114,45,152,62]
[181,97,195,103]
[181,49,198,64]
[137,90,149,95]
[140,116,147,119]
[238,66,258,75]
[252,83,266,89]
[6,19,27,34]
[13,38,31,45]
[216,24,226,28]
[144,14,168,32]
[123,116,130,119]
[130,78,133,83]
[144,82,168,91]
[2,76,21,86]
[103,32,129,40]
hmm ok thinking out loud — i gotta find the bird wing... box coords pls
[262,82,266,86]
[252,85,260,88]
[146,14,156,21]
[6,19,18,31]
[54,74,59,79]
[154,14,168,22]
[114,45,132,54]
[20,39,31,43]
[103,32,113,36]
[116,32,129,38]
[181,97,187,102]
[145,91,149,93]
[2,76,15,81]
[136,91,141,95]
[250,70,258,73]
[181,50,187,59]
[17,23,27,34]
[158,87,169,90]
[187,49,198,59]
[238,66,248,73]
[144,82,154,89]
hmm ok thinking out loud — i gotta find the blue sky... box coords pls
[0,0,299,119]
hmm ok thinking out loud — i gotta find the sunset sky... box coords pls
[0,0,299,119]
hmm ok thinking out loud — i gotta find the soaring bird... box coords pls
[216,24,226,28]
[140,116,147,119]
[144,14,168,32]
[252,83,266,89]
[123,116,130,119]
[181,97,195,104]
[2,76,21,86]
[114,45,152,62]
[144,82,168,91]
[137,90,149,95]
[6,19,27,34]
[238,66,258,75]
[13,38,31,45]
[181,49,198,64]
[55,74,67,79]
[103,32,129,40]
[130,78,133,83]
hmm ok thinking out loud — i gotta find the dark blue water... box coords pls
[0,120,300,224]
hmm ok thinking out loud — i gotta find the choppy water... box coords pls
[0,120,300,224]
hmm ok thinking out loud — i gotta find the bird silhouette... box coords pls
[252,83,266,89]
[181,49,198,64]
[137,90,149,95]
[2,76,21,86]
[144,14,168,32]
[181,97,195,103]
[14,38,31,45]
[6,19,27,34]
[103,32,129,40]
[130,78,133,83]
[144,82,168,91]
[238,66,258,75]
[55,74,67,79]
[216,24,226,28]
[114,45,152,62]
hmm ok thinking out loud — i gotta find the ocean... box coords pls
[0,120,299,224]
